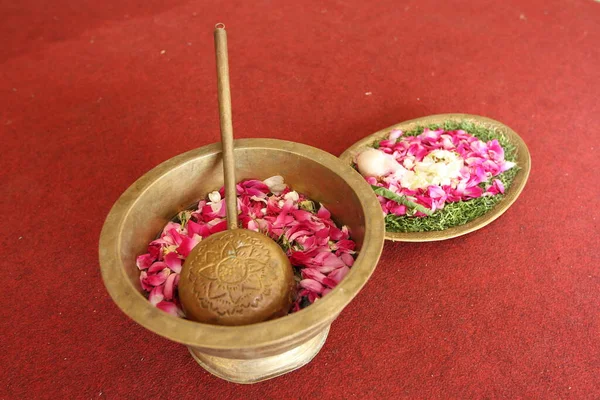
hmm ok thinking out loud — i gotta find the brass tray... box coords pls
[339,114,531,242]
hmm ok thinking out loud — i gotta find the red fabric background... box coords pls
[2,0,599,398]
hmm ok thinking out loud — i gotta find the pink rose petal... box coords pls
[149,286,164,305]
[177,234,202,257]
[340,252,355,266]
[147,268,170,286]
[209,220,228,234]
[136,253,154,270]
[323,266,350,288]
[163,273,177,300]
[148,261,168,274]
[139,271,152,291]
[299,279,324,294]
[164,252,182,274]
[156,301,182,317]
[302,268,327,284]
[187,220,210,237]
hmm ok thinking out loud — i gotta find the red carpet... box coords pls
[2,0,599,398]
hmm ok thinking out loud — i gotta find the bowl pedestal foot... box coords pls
[188,325,330,384]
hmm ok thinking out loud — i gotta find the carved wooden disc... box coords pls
[178,229,296,326]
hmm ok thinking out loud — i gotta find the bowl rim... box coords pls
[99,138,385,350]
[339,113,531,242]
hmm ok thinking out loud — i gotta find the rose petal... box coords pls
[148,261,168,274]
[389,129,403,141]
[147,268,170,286]
[209,220,228,234]
[317,205,331,219]
[177,234,202,257]
[187,220,210,238]
[301,268,327,284]
[299,279,324,294]
[340,252,355,266]
[323,266,350,288]
[163,273,177,300]
[485,179,505,196]
[149,286,164,305]
[164,252,182,274]
[156,301,182,317]
[147,243,162,260]
[139,271,152,291]
[136,253,154,270]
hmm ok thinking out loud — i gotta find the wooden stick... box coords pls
[214,24,238,230]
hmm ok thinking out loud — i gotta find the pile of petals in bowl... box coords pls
[135,176,357,317]
[355,121,518,232]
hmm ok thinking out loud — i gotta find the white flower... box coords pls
[284,191,299,202]
[250,195,268,204]
[207,191,222,212]
[263,175,287,194]
[400,150,463,190]
[208,191,221,203]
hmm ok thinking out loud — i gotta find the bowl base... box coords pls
[188,325,330,384]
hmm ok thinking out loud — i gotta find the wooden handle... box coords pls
[214,24,238,230]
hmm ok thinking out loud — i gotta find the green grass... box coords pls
[371,120,519,233]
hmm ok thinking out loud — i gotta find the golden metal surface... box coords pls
[339,113,531,242]
[98,139,385,381]
[188,325,330,384]
[178,27,295,326]
[179,230,295,326]
[214,26,238,229]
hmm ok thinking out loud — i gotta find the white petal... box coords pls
[284,191,299,202]
[208,191,221,203]
[263,176,287,194]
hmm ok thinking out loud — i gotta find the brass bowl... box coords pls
[99,139,384,383]
[340,114,531,242]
